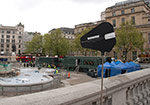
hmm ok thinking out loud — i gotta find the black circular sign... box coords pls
[80,22,116,53]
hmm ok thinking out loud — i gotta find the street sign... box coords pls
[80,22,116,53]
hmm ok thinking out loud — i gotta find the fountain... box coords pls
[0,62,58,96]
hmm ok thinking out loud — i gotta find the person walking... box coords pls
[54,68,58,74]
[48,64,51,68]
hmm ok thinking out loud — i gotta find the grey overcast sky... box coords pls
[0,0,125,34]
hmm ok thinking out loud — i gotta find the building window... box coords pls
[7,31,10,34]
[121,10,125,15]
[13,31,15,34]
[123,51,127,61]
[1,39,4,43]
[18,36,22,38]
[18,50,21,54]
[6,35,10,38]
[12,35,15,38]
[19,32,22,34]
[7,44,9,48]
[2,30,4,33]
[112,11,116,16]
[114,51,117,59]
[1,35,4,38]
[6,49,9,52]
[148,33,150,43]
[112,19,116,27]
[1,49,3,51]
[18,45,21,48]
[12,40,15,43]
[19,40,21,43]
[6,39,10,43]
[1,44,4,48]
[92,102,97,105]
[131,8,135,13]
[132,51,137,60]
[123,51,127,56]
[121,18,125,24]
[131,16,135,24]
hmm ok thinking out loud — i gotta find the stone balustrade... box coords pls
[0,68,150,105]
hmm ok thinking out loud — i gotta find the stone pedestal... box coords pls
[11,52,16,62]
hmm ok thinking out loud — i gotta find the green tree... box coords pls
[25,34,43,54]
[115,21,145,61]
[74,28,99,56]
[67,40,75,56]
[42,33,52,55]
[43,29,69,56]
[74,28,92,56]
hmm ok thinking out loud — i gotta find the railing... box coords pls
[0,69,150,105]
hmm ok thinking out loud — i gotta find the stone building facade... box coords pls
[48,27,75,40]
[22,32,35,53]
[105,0,150,61]
[0,23,24,56]
[101,11,106,21]
[74,21,103,35]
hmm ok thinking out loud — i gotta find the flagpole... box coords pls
[100,52,104,105]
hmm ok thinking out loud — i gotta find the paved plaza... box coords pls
[0,66,98,99]
[0,63,148,99]
[61,71,98,87]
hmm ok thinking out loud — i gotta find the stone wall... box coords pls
[0,69,150,105]
[0,74,61,96]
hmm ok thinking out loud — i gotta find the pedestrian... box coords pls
[48,64,51,68]
[54,66,56,69]
[31,61,33,67]
[27,63,28,67]
[33,63,35,67]
[54,68,58,74]
[38,65,41,71]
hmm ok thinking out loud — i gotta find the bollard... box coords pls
[68,72,70,78]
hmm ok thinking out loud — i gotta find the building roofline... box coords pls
[0,26,18,30]
[106,0,143,10]
[75,20,104,28]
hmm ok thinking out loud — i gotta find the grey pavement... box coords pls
[61,71,98,87]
